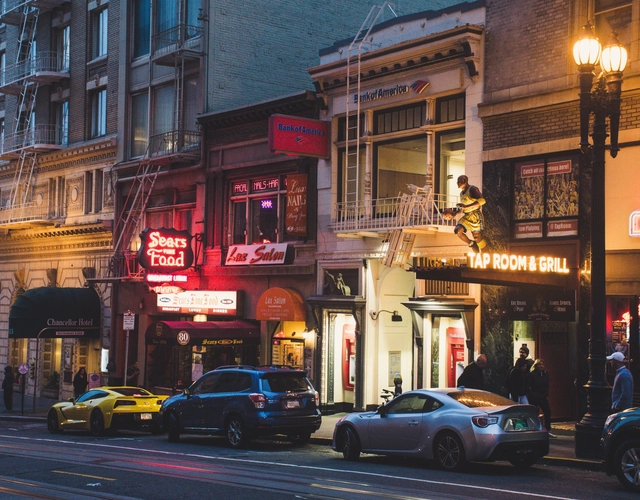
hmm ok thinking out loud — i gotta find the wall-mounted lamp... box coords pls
[370,310,403,322]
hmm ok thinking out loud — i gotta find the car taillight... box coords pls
[113,400,136,408]
[249,393,266,409]
[314,391,319,407]
[472,416,498,428]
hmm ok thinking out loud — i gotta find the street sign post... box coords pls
[123,311,135,386]
[18,363,28,415]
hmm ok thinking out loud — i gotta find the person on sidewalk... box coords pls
[607,351,634,412]
[518,345,534,372]
[457,354,487,390]
[126,361,140,387]
[73,367,88,399]
[529,359,556,438]
[507,357,530,404]
[2,366,14,412]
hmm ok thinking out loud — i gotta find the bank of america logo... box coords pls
[411,80,430,94]
[294,136,308,145]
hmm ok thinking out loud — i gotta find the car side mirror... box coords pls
[183,388,191,397]
[68,397,75,403]
[377,406,387,417]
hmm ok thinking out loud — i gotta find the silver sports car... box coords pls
[332,388,549,471]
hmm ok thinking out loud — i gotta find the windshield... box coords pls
[261,373,312,392]
[446,390,515,408]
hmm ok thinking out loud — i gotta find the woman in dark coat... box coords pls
[2,366,14,411]
[529,359,554,436]
[73,367,88,399]
[507,357,530,403]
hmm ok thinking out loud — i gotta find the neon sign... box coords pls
[468,252,570,274]
[138,228,194,272]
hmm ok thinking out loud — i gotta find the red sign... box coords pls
[547,219,578,237]
[269,115,330,158]
[138,228,194,272]
[514,222,543,239]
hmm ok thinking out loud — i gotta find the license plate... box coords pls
[285,400,300,409]
[140,413,152,420]
[512,418,528,430]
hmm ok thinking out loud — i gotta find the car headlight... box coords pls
[472,416,498,428]
[604,414,618,429]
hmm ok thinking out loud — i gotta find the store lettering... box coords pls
[251,245,285,263]
[469,252,570,273]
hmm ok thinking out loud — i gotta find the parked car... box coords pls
[47,387,168,435]
[160,365,321,448]
[333,388,549,471]
[602,407,640,492]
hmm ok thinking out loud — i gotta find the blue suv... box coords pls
[160,365,322,448]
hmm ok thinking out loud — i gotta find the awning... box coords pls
[256,287,306,321]
[145,320,260,347]
[9,287,101,339]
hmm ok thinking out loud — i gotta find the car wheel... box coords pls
[288,432,311,445]
[341,427,361,461]
[434,432,466,472]
[90,410,105,436]
[614,439,640,492]
[509,453,538,468]
[167,411,180,442]
[226,415,247,448]
[47,409,62,434]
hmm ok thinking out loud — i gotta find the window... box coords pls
[374,102,425,134]
[57,25,70,71]
[0,50,5,85]
[192,373,219,394]
[92,8,108,59]
[512,156,579,239]
[156,0,178,33]
[131,92,148,157]
[91,89,107,137]
[151,84,174,154]
[213,372,252,393]
[133,0,150,58]
[57,100,69,146]
[595,0,632,47]
[375,136,428,199]
[436,93,465,124]
[230,175,300,245]
[436,130,465,198]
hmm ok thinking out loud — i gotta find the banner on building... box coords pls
[285,174,308,236]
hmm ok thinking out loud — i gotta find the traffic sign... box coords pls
[18,363,29,375]
[123,310,135,330]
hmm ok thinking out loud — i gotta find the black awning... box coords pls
[145,320,260,347]
[9,287,101,339]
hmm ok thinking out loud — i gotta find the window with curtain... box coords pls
[57,25,70,71]
[93,8,108,59]
[153,84,174,136]
[131,92,148,157]
[91,89,107,138]
[133,0,150,58]
[57,100,69,146]
[156,0,178,34]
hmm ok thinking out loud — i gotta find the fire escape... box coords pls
[0,0,68,227]
[109,7,203,279]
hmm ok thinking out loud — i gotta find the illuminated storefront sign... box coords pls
[146,273,188,283]
[156,290,241,316]
[138,228,194,272]
[630,211,640,236]
[268,115,329,158]
[468,252,570,273]
[285,174,307,236]
[225,243,289,266]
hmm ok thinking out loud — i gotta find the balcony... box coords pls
[0,0,67,25]
[0,124,63,159]
[0,201,53,227]
[152,24,204,65]
[0,52,69,95]
[147,130,200,164]
[330,192,459,237]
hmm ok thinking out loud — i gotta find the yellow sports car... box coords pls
[47,386,169,435]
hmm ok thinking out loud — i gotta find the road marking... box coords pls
[0,434,578,500]
[52,470,117,481]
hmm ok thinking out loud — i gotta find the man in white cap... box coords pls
[607,351,634,412]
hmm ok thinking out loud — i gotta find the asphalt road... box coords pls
[0,419,632,500]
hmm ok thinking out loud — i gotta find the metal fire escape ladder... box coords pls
[110,147,163,278]
[343,3,396,216]
[9,6,40,211]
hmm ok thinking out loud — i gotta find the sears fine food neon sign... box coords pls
[138,228,194,272]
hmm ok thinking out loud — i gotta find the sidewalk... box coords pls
[0,399,602,470]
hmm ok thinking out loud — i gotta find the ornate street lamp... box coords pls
[573,22,627,458]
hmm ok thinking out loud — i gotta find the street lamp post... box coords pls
[573,22,627,458]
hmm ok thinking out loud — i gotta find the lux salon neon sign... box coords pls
[468,252,570,274]
[138,228,194,272]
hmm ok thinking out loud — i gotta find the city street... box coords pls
[0,418,632,500]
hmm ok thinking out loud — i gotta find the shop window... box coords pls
[436,93,465,124]
[374,136,428,199]
[512,156,579,239]
[230,175,301,245]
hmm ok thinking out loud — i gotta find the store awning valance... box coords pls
[145,320,260,347]
[256,287,306,321]
[8,287,101,339]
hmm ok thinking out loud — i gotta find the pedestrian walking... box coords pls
[2,366,14,412]
[607,351,634,412]
[456,354,487,390]
[529,359,556,437]
[507,357,530,404]
[73,367,88,399]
